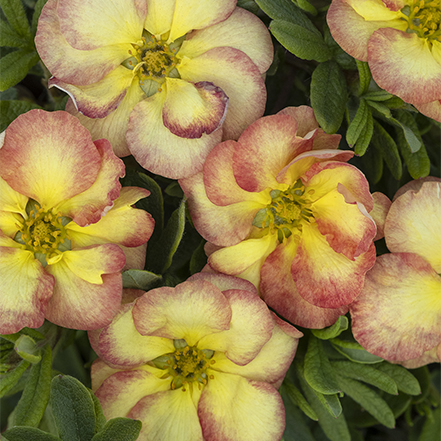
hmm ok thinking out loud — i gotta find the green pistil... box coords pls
[401,0,441,40]
[152,341,215,392]
[253,180,315,242]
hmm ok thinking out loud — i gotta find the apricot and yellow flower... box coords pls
[350,178,441,367]
[90,272,302,441]
[35,0,273,179]
[0,110,154,333]
[327,0,441,121]
[180,107,377,329]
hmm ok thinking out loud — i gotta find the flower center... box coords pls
[401,0,441,40]
[152,339,215,391]
[122,32,184,97]
[253,179,315,242]
[14,201,71,266]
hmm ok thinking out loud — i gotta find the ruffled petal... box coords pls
[395,344,441,369]
[132,280,232,345]
[50,66,134,118]
[55,139,125,227]
[415,99,441,123]
[0,176,28,218]
[96,368,171,419]
[385,180,441,272]
[292,223,376,308]
[198,373,285,441]
[98,303,174,368]
[179,7,273,74]
[0,110,101,209]
[57,0,146,50]
[66,187,153,247]
[162,79,228,138]
[187,272,258,295]
[127,90,222,179]
[144,0,175,35]
[211,313,301,386]
[260,236,348,328]
[0,211,24,238]
[168,0,236,42]
[0,244,54,334]
[91,358,122,390]
[35,0,131,85]
[128,388,203,441]
[350,253,441,361]
[370,192,392,241]
[178,46,266,140]
[198,289,273,366]
[66,81,145,157]
[368,28,441,104]
[44,245,125,329]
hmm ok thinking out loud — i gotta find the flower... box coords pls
[35,0,273,179]
[0,109,154,333]
[327,0,441,121]
[180,106,377,329]
[90,272,302,441]
[350,178,441,367]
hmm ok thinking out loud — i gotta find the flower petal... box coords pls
[127,90,222,179]
[44,244,125,329]
[415,99,441,123]
[168,0,236,42]
[35,0,131,85]
[96,368,171,419]
[179,7,273,74]
[293,223,376,308]
[0,175,28,218]
[385,180,441,272]
[144,0,175,35]
[260,236,348,328]
[198,289,273,365]
[350,253,441,361]
[57,0,146,50]
[394,344,441,369]
[132,280,232,345]
[0,244,54,334]
[370,191,392,241]
[55,138,125,227]
[178,46,266,140]
[50,66,134,118]
[162,79,228,138]
[97,303,174,368]
[128,388,203,441]
[66,186,153,247]
[198,373,285,441]
[187,271,258,295]
[0,110,101,209]
[368,28,441,104]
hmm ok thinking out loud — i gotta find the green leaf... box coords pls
[87,390,107,434]
[304,336,340,395]
[293,0,317,16]
[363,90,393,102]
[419,407,441,441]
[0,100,42,131]
[375,363,421,395]
[0,49,40,91]
[91,418,142,441]
[189,239,207,275]
[31,0,48,36]
[256,0,310,21]
[270,19,331,62]
[282,381,318,421]
[14,335,41,364]
[330,339,383,364]
[146,199,186,275]
[335,375,396,428]
[390,114,421,153]
[367,100,392,119]
[13,346,52,427]
[331,361,398,395]
[354,108,373,156]
[51,375,96,441]
[372,121,402,180]
[0,359,30,398]
[312,316,348,340]
[236,0,260,13]
[0,20,29,48]
[2,427,61,441]
[310,61,347,133]
[356,60,371,95]
[0,0,32,40]
[122,269,162,291]
[346,98,368,147]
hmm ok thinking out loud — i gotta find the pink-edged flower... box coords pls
[90,272,302,441]
[350,177,441,367]
[0,110,154,333]
[35,0,273,179]
[180,107,377,329]
[327,0,441,121]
